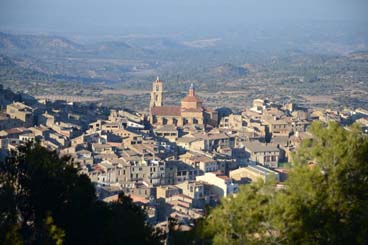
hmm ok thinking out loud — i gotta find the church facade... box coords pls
[149,77,218,127]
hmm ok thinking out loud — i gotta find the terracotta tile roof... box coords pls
[107,142,123,147]
[192,132,229,140]
[176,136,200,144]
[154,125,178,132]
[246,142,279,152]
[129,194,149,204]
[181,95,202,103]
[4,127,28,135]
[151,106,181,116]
[189,154,215,163]
[93,165,105,173]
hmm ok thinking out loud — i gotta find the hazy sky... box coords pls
[0,0,367,35]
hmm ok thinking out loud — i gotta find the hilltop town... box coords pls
[1,78,368,231]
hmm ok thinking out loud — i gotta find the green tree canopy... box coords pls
[0,143,161,245]
[199,121,368,244]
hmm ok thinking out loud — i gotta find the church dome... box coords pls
[181,83,203,109]
[182,83,202,102]
[182,95,202,103]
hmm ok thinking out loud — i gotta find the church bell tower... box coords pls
[150,76,163,108]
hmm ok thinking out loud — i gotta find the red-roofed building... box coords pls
[149,77,218,127]
[151,106,181,117]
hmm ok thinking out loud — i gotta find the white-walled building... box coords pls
[230,165,280,183]
[196,172,238,198]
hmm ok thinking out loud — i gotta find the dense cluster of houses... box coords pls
[1,84,367,229]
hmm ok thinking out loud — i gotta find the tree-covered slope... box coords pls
[0,143,162,245]
[198,122,368,244]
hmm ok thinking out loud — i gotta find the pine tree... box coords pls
[199,121,368,244]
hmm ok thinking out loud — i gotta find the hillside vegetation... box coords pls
[196,122,368,244]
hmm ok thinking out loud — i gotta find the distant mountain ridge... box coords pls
[0,32,191,58]
[0,32,82,54]
[0,54,107,87]
[0,54,50,80]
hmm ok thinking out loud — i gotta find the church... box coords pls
[149,77,218,127]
